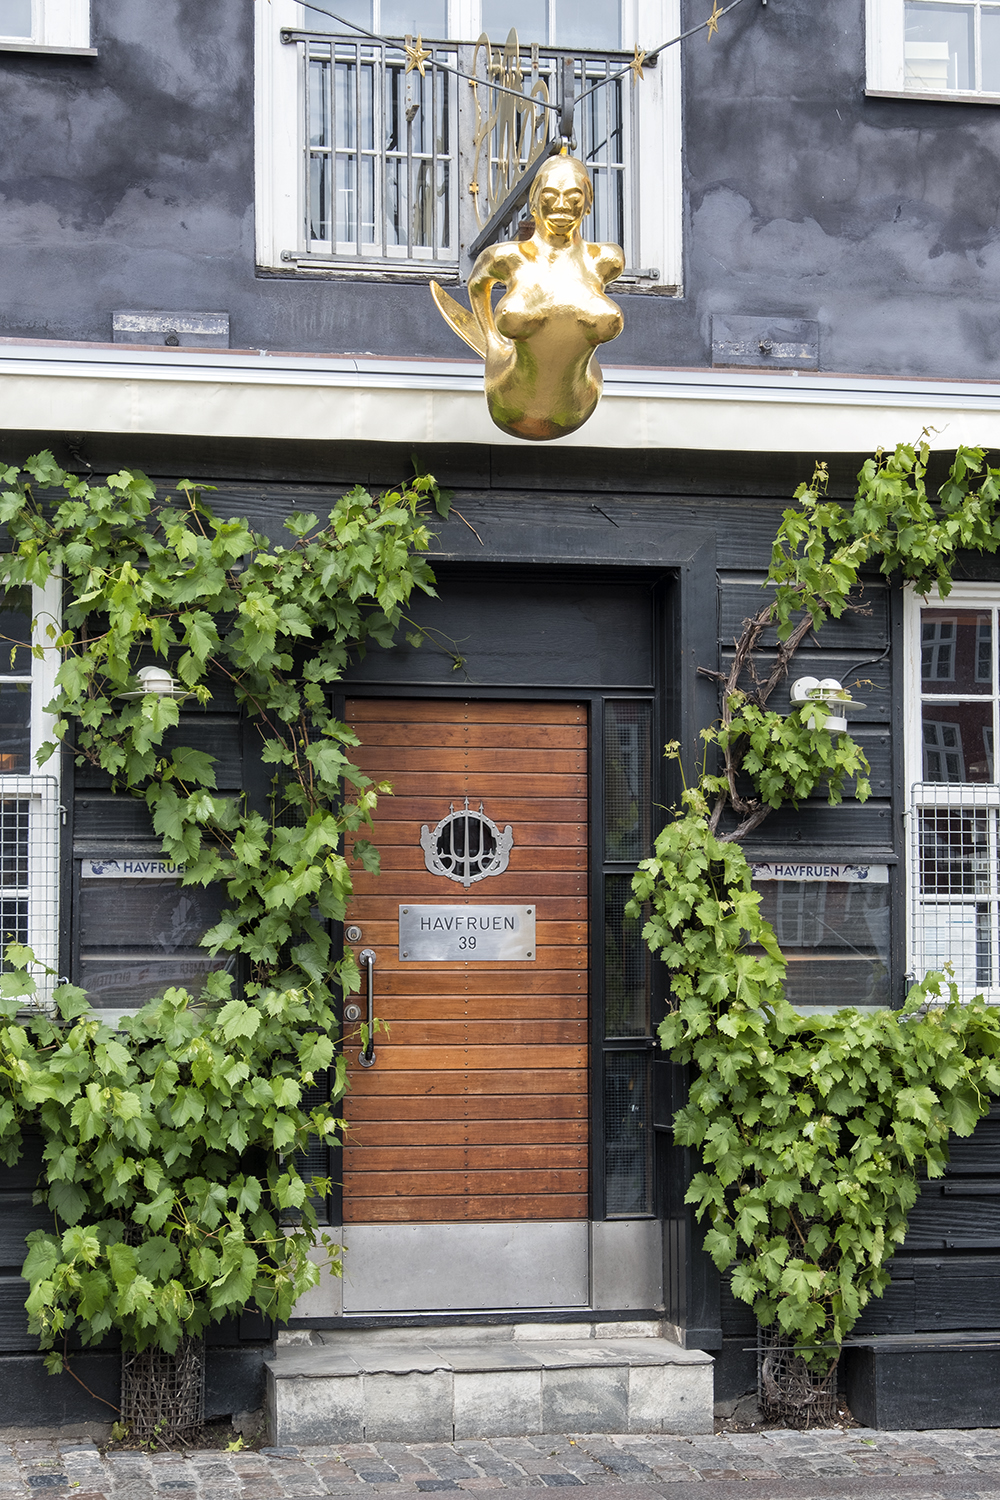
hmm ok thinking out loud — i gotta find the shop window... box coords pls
[868,0,1000,100]
[255,0,680,289]
[750,864,891,1011]
[77,860,234,1023]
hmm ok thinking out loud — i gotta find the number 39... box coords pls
[457,935,477,950]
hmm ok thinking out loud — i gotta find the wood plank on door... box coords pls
[342,697,589,1224]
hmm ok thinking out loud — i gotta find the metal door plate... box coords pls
[398,904,535,961]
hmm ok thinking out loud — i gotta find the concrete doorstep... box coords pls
[265,1323,714,1444]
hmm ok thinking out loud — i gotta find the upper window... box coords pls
[0,0,92,52]
[255,0,681,291]
[868,0,1000,99]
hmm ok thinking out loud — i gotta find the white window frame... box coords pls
[867,0,1000,102]
[904,582,1000,999]
[254,0,682,291]
[0,576,62,1009]
[0,0,94,55]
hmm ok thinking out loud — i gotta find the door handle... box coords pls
[358,948,376,1068]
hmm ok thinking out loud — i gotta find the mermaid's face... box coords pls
[533,164,589,236]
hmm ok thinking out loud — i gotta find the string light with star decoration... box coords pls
[281,0,756,113]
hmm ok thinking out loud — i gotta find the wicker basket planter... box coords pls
[120,1337,205,1442]
[758,1325,839,1427]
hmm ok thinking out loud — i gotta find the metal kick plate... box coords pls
[399,904,535,962]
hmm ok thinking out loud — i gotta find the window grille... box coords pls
[290,28,637,268]
[0,776,59,1010]
[474,48,634,254]
[910,781,1000,997]
[419,799,513,886]
[304,33,458,265]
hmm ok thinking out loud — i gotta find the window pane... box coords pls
[605,700,652,861]
[921,608,991,690]
[78,877,230,1010]
[0,800,29,888]
[922,701,994,782]
[0,900,28,961]
[904,2,974,90]
[0,587,32,676]
[753,873,891,1009]
[0,686,31,774]
[309,58,333,241]
[304,0,372,32]
[983,8,1000,91]
[482,0,546,44]
[381,0,447,37]
[604,874,649,1037]
[604,1051,652,1215]
[554,0,620,49]
[0,0,31,38]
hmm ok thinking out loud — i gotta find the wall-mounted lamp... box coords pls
[789,676,865,736]
[118,664,193,701]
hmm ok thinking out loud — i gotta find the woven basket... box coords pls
[758,1325,839,1428]
[120,1336,205,1442]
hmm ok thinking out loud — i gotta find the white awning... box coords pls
[1,341,999,453]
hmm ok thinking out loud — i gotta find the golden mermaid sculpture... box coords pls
[431,153,624,442]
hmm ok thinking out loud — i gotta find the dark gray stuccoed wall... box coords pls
[1,0,999,375]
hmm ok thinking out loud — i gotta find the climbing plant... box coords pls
[0,451,447,1362]
[631,439,1000,1374]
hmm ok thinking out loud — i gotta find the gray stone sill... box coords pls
[269,1336,713,1381]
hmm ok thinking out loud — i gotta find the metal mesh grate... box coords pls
[296,1070,333,1225]
[604,874,649,1037]
[0,779,59,1008]
[604,701,652,862]
[603,1050,652,1216]
[910,782,1000,994]
[0,798,29,887]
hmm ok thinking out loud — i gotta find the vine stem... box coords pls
[55,1343,122,1415]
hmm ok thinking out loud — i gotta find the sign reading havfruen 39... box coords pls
[398,905,536,962]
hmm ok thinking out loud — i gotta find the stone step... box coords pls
[265,1330,714,1443]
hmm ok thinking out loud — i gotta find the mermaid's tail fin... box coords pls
[430,281,487,360]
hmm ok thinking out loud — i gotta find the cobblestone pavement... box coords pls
[9,1430,1000,1500]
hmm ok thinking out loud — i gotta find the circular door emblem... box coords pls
[420,799,514,888]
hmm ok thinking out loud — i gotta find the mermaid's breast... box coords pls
[496,281,622,346]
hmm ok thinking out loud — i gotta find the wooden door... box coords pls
[342,698,589,1224]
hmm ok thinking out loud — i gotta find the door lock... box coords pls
[346,924,363,942]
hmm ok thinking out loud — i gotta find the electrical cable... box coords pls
[282,0,755,115]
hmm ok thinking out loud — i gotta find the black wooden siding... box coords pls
[0,447,996,1411]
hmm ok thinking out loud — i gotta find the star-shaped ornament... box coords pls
[706,0,722,39]
[629,45,647,83]
[404,34,432,75]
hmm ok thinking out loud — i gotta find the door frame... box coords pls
[299,544,721,1333]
